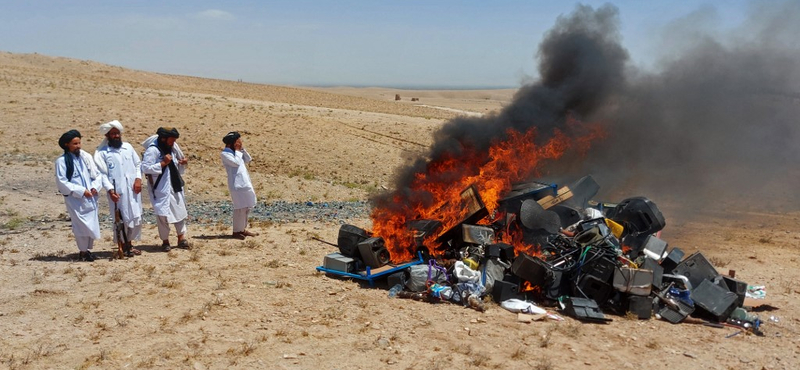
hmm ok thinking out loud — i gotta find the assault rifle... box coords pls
[112,180,129,259]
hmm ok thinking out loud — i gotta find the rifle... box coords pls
[112,180,129,259]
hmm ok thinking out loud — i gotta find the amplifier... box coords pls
[323,253,356,273]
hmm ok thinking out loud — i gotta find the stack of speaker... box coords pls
[336,224,390,269]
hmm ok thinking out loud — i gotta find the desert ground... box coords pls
[0,51,798,370]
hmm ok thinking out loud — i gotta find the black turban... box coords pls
[59,129,82,150]
[156,127,180,138]
[222,131,241,145]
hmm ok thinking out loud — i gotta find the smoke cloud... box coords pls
[570,1,800,212]
[373,1,800,215]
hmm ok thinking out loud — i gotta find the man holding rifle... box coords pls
[94,120,144,257]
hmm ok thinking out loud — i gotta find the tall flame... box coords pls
[371,118,605,262]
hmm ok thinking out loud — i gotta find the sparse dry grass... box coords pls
[510,346,526,360]
[532,357,554,370]
[708,255,731,268]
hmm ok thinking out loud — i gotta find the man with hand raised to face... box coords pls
[221,131,258,240]
[141,127,190,251]
[55,129,113,262]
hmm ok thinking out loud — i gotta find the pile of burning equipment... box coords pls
[318,175,762,333]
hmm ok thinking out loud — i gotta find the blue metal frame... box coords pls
[316,252,424,286]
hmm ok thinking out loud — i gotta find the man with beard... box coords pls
[55,129,113,262]
[220,131,258,239]
[94,120,143,257]
[141,127,190,251]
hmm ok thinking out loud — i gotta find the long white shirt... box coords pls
[55,150,111,239]
[141,145,187,222]
[94,142,143,228]
[221,147,257,209]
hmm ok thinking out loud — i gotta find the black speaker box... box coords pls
[357,237,391,268]
[583,256,617,283]
[575,275,615,304]
[510,253,549,286]
[338,224,370,258]
[486,243,515,262]
[692,279,739,321]
[721,275,747,308]
[627,295,653,319]
[543,270,566,301]
[563,297,611,322]
[492,279,521,303]
[610,196,666,236]
[673,252,720,290]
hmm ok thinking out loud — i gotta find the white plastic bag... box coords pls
[500,298,546,315]
[454,261,481,283]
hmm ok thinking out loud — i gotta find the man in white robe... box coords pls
[220,132,258,239]
[55,129,113,262]
[141,127,190,251]
[94,120,143,257]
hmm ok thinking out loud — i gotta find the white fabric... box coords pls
[99,120,123,135]
[156,216,186,241]
[233,207,250,232]
[141,145,187,222]
[221,147,256,209]
[75,236,95,252]
[55,150,111,242]
[97,120,124,148]
[94,142,143,233]
[141,135,186,174]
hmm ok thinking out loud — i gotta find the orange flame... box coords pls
[520,280,541,293]
[371,120,605,263]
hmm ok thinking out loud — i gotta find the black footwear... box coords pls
[177,239,191,249]
[232,232,246,240]
[162,241,171,252]
[123,242,133,258]
[79,251,96,262]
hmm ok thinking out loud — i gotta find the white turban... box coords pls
[99,120,124,135]
[96,120,125,151]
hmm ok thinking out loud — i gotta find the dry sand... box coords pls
[0,51,798,370]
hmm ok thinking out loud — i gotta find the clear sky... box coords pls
[0,0,754,88]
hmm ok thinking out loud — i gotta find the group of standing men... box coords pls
[55,121,257,262]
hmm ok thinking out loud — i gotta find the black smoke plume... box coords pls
[372,4,627,212]
[373,1,800,215]
[566,1,800,212]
